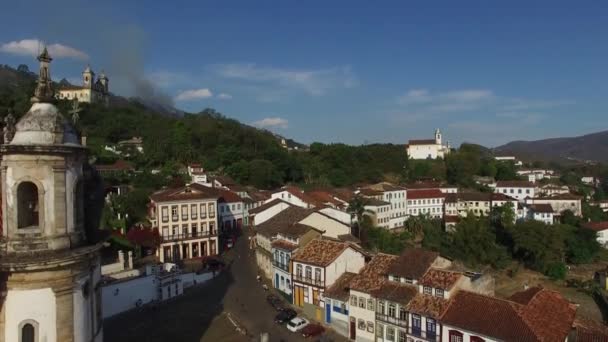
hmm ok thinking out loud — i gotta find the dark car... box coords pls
[301,323,325,338]
[274,308,297,324]
[266,294,284,311]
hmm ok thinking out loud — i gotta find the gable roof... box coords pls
[291,239,354,267]
[372,282,418,306]
[408,139,437,146]
[407,189,445,200]
[323,272,358,302]
[496,180,536,188]
[349,253,398,294]
[249,198,291,215]
[528,203,554,213]
[387,248,439,279]
[441,288,576,342]
[150,183,219,202]
[582,221,608,232]
[407,293,450,319]
[419,269,462,290]
[441,291,537,340]
[255,206,315,238]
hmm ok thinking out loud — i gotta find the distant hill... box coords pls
[494,130,608,163]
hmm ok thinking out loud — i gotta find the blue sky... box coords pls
[1,0,607,146]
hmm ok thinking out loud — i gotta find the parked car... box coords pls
[301,323,325,338]
[266,294,284,311]
[286,317,309,332]
[274,308,297,324]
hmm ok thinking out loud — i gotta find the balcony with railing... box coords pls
[292,274,325,287]
[161,230,216,243]
[375,312,408,328]
[272,261,289,272]
[407,327,437,342]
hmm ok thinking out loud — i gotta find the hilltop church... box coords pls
[406,128,451,159]
[57,65,109,106]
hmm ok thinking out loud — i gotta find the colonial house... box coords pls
[406,129,451,160]
[216,189,245,233]
[57,65,109,105]
[444,192,492,217]
[590,200,608,213]
[524,193,583,217]
[242,189,271,226]
[149,184,219,262]
[407,190,445,219]
[494,155,523,166]
[348,254,400,342]
[406,181,458,194]
[291,239,366,321]
[516,169,556,183]
[249,198,292,226]
[270,186,317,208]
[255,207,314,279]
[538,184,570,197]
[582,222,608,247]
[323,272,359,337]
[187,163,208,185]
[271,226,322,298]
[492,180,536,202]
[363,199,392,229]
[440,287,576,342]
[364,183,408,229]
[525,203,555,225]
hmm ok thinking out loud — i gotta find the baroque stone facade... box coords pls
[0,49,104,342]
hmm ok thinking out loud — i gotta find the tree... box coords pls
[447,215,510,269]
[508,220,567,275]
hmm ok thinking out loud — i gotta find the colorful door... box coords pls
[316,307,322,321]
[350,317,356,340]
[294,286,304,307]
[325,303,331,323]
[275,274,280,288]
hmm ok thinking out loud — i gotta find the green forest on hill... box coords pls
[2,64,608,192]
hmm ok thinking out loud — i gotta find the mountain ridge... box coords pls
[494,130,608,163]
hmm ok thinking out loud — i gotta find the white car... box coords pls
[286,317,309,332]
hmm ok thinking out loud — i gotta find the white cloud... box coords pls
[174,88,213,101]
[252,117,289,129]
[397,88,493,108]
[217,93,232,100]
[212,63,358,95]
[0,39,88,60]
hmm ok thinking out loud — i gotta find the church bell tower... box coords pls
[0,48,104,342]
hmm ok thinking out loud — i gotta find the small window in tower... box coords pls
[19,321,38,342]
[17,182,39,229]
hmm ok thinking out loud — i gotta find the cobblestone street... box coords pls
[104,231,347,341]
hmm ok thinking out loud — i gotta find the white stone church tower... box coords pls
[0,48,104,342]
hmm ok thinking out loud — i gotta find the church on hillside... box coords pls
[406,128,451,159]
[57,65,109,106]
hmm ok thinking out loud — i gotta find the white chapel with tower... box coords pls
[406,128,451,159]
[57,65,109,106]
[0,48,104,342]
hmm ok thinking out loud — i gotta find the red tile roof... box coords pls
[496,180,536,188]
[441,288,577,342]
[95,159,135,172]
[582,221,608,232]
[528,203,554,213]
[292,239,352,267]
[349,253,398,294]
[519,288,577,341]
[271,239,298,252]
[323,272,358,302]
[572,318,608,342]
[387,248,439,280]
[408,139,437,146]
[149,183,219,202]
[441,291,538,340]
[407,189,445,199]
[407,293,449,319]
[419,269,462,290]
